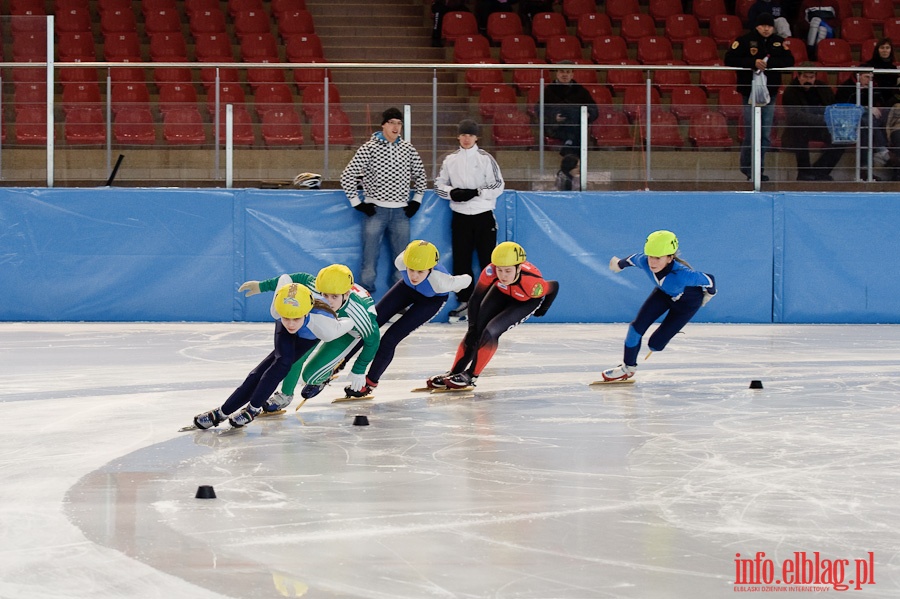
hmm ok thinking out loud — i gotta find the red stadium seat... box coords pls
[185,0,219,16]
[62,82,102,113]
[531,12,568,44]
[637,36,674,64]
[860,38,878,62]
[228,0,263,17]
[652,63,691,93]
[163,107,208,144]
[681,36,720,65]
[158,83,200,113]
[57,32,95,61]
[300,82,341,118]
[606,59,644,93]
[545,36,584,63]
[511,60,548,92]
[195,33,235,61]
[14,106,48,144]
[492,109,536,147]
[113,108,157,144]
[207,83,247,113]
[637,108,684,147]
[884,19,900,44]
[717,86,744,121]
[479,84,518,120]
[104,32,142,62]
[271,0,306,19]
[709,14,744,46]
[13,31,48,61]
[585,83,613,105]
[562,0,597,23]
[689,110,733,147]
[591,35,628,63]
[441,11,478,42]
[465,64,505,92]
[241,33,280,62]
[292,63,327,91]
[861,0,893,22]
[620,13,656,45]
[500,35,539,63]
[691,0,726,24]
[111,82,151,113]
[590,107,633,147]
[664,14,701,46]
[13,82,47,111]
[149,34,192,85]
[98,0,133,14]
[454,35,493,63]
[605,0,640,24]
[736,0,754,25]
[649,0,683,24]
[816,38,852,67]
[309,107,354,146]
[233,10,271,39]
[669,85,709,120]
[577,13,612,43]
[699,65,737,95]
[255,82,296,116]
[65,107,107,145]
[100,8,137,35]
[784,38,809,64]
[839,18,875,49]
[55,6,91,34]
[214,105,255,145]
[10,0,45,14]
[623,85,662,120]
[10,12,46,36]
[189,9,227,35]
[487,11,523,43]
[285,33,324,61]
[261,109,305,146]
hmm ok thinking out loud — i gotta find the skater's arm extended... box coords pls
[428,270,472,294]
[245,272,316,296]
[307,313,355,342]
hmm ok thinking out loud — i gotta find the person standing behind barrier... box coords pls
[864,39,898,108]
[555,154,580,191]
[541,61,599,156]
[341,107,427,295]
[725,12,795,182]
[835,70,890,178]
[434,119,505,323]
[782,64,845,181]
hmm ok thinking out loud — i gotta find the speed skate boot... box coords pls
[448,302,468,323]
[301,381,328,399]
[264,391,293,412]
[344,377,377,398]
[193,408,227,430]
[426,372,451,389]
[228,405,262,428]
[445,371,477,389]
[601,364,636,382]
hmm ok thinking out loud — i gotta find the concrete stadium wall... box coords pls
[0,188,895,323]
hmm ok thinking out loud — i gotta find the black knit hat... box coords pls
[458,119,480,136]
[381,107,403,124]
[755,12,775,27]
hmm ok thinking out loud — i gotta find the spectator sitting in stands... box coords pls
[884,92,900,180]
[782,63,846,181]
[747,0,792,38]
[864,39,899,109]
[519,0,553,32]
[796,0,842,60]
[476,0,516,33]
[540,61,599,156]
[835,70,890,177]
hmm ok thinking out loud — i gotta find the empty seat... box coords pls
[736,0,754,24]
[111,82,151,112]
[260,108,304,146]
[309,107,354,146]
[62,82,102,113]
[511,60,548,92]
[487,11,523,43]
[652,64,691,93]
[113,107,157,144]
[604,0,640,24]
[717,86,744,121]
[590,107,633,147]
[545,35,584,64]
[839,17,875,49]
[285,33,324,61]
[57,32,95,62]
[649,0,683,24]
[98,0,132,13]
[277,9,316,39]
[233,9,271,39]
[637,36,674,64]
[454,35,493,63]
[158,83,200,113]
[576,13,612,43]
[141,0,177,18]
[104,32,142,62]
[623,85,662,120]
[245,61,285,87]
[590,35,628,63]
[255,82,295,115]
[15,106,49,144]
[13,82,47,111]
[100,8,137,35]
[637,108,684,147]
[492,109,535,147]
[206,83,247,113]
[479,84,518,120]
[531,12,568,44]
[664,14,700,46]
[189,9,227,35]
[691,0,726,24]
[55,6,91,34]
[184,0,219,16]
[214,105,255,145]
[784,38,809,65]
[585,83,613,105]
[465,64,505,92]
[65,107,107,145]
[163,107,207,144]
[861,0,893,22]
[606,59,644,93]
[699,65,737,95]
[562,0,597,23]
[669,85,709,120]
[620,13,656,45]
[271,0,306,19]
[194,33,235,61]
[883,18,900,43]
[441,11,478,42]
[681,36,719,65]
[300,82,340,118]
[241,33,280,61]
[11,0,45,14]
[689,110,733,147]
[292,64,328,91]
[228,0,264,17]
[860,38,878,62]
[144,8,182,36]
[709,14,744,46]
[816,38,852,67]
[10,11,47,35]
[500,35,539,63]
[149,32,188,61]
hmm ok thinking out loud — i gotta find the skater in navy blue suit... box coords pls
[601,230,716,382]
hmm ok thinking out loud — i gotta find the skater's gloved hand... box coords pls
[450,188,478,202]
[701,274,717,306]
[355,203,376,217]
[239,281,261,296]
[404,202,420,218]
[347,372,367,392]
[609,256,623,272]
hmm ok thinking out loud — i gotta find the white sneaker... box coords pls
[264,391,293,411]
[874,149,890,167]
[601,364,636,382]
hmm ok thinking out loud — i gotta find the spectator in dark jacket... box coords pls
[782,63,845,180]
[541,61,599,156]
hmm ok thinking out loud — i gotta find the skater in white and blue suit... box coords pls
[601,230,716,383]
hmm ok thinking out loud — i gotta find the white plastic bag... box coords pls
[750,70,770,106]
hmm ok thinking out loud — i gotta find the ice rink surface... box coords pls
[1,322,898,599]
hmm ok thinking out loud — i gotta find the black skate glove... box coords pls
[404,202,420,218]
[354,203,376,217]
[450,188,479,202]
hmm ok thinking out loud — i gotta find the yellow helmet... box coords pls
[491,241,526,267]
[273,283,314,319]
[315,264,354,295]
[644,230,679,257]
[403,240,439,271]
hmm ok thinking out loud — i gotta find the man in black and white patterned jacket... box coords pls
[341,107,427,294]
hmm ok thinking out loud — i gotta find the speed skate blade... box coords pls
[258,409,285,417]
[331,395,374,403]
[431,386,475,393]
[178,425,199,432]
[410,387,434,393]
[293,397,309,411]
[589,379,636,385]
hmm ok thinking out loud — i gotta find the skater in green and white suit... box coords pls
[239,264,380,409]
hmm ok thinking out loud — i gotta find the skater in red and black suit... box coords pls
[426,241,559,389]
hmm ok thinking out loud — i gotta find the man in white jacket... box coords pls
[434,119,505,322]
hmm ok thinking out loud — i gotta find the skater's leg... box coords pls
[367,294,444,383]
